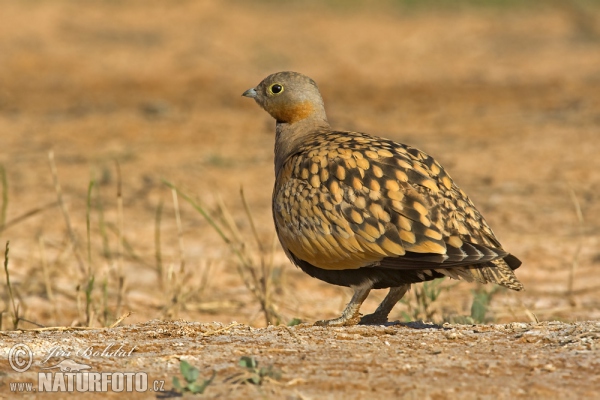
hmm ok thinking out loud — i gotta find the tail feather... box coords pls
[468,258,524,291]
[503,254,522,271]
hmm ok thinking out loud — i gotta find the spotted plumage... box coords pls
[243,71,523,326]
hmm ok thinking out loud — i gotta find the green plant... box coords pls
[227,356,281,385]
[442,284,502,324]
[400,278,458,322]
[172,360,215,394]
[470,285,500,323]
[84,275,95,326]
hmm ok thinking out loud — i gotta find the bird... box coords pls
[242,71,523,326]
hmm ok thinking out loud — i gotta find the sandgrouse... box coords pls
[243,71,523,326]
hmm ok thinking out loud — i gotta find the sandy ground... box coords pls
[1,320,599,399]
[1,0,600,398]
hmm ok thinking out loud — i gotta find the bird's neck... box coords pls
[274,116,330,177]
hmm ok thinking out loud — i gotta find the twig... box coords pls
[109,311,132,328]
[201,322,239,337]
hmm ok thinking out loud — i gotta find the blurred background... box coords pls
[1,0,599,329]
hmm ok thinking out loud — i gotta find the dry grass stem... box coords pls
[48,150,86,275]
[239,187,278,325]
[86,180,95,274]
[155,201,164,289]
[114,160,125,318]
[0,201,59,234]
[172,188,186,274]
[0,164,7,230]
[109,311,132,328]
[567,185,584,304]
[38,236,58,324]
[15,311,132,332]
[3,241,20,329]
[164,180,283,325]
[201,322,240,337]
[84,180,96,327]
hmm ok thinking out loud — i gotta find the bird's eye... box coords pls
[269,84,284,95]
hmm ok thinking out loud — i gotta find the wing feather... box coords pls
[273,131,518,276]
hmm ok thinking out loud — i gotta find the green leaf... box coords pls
[250,374,261,385]
[187,383,203,394]
[195,370,216,393]
[179,360,191,376]
[187,366,200,383]
[259,365,282,381]
[287,318,302,326]
[239,356,258,369]
[179,360,200,383]
[172,376,182,391]
[470,290,492,323]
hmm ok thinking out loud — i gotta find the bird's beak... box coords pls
[242,88,257,98]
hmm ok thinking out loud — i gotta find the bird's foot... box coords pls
[359,312,389,325]
[314,285,371,327]
[359,285,410,325]
[314,314,361,327]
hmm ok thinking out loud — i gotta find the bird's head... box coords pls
[242,71,327,124]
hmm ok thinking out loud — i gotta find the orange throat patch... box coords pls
[274,101,315,123]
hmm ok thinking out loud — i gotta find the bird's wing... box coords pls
[273,131,508,271]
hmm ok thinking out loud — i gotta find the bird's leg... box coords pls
[360,284,410,325]
[314,285,371,327]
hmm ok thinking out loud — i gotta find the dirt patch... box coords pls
[1,320,599,398]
